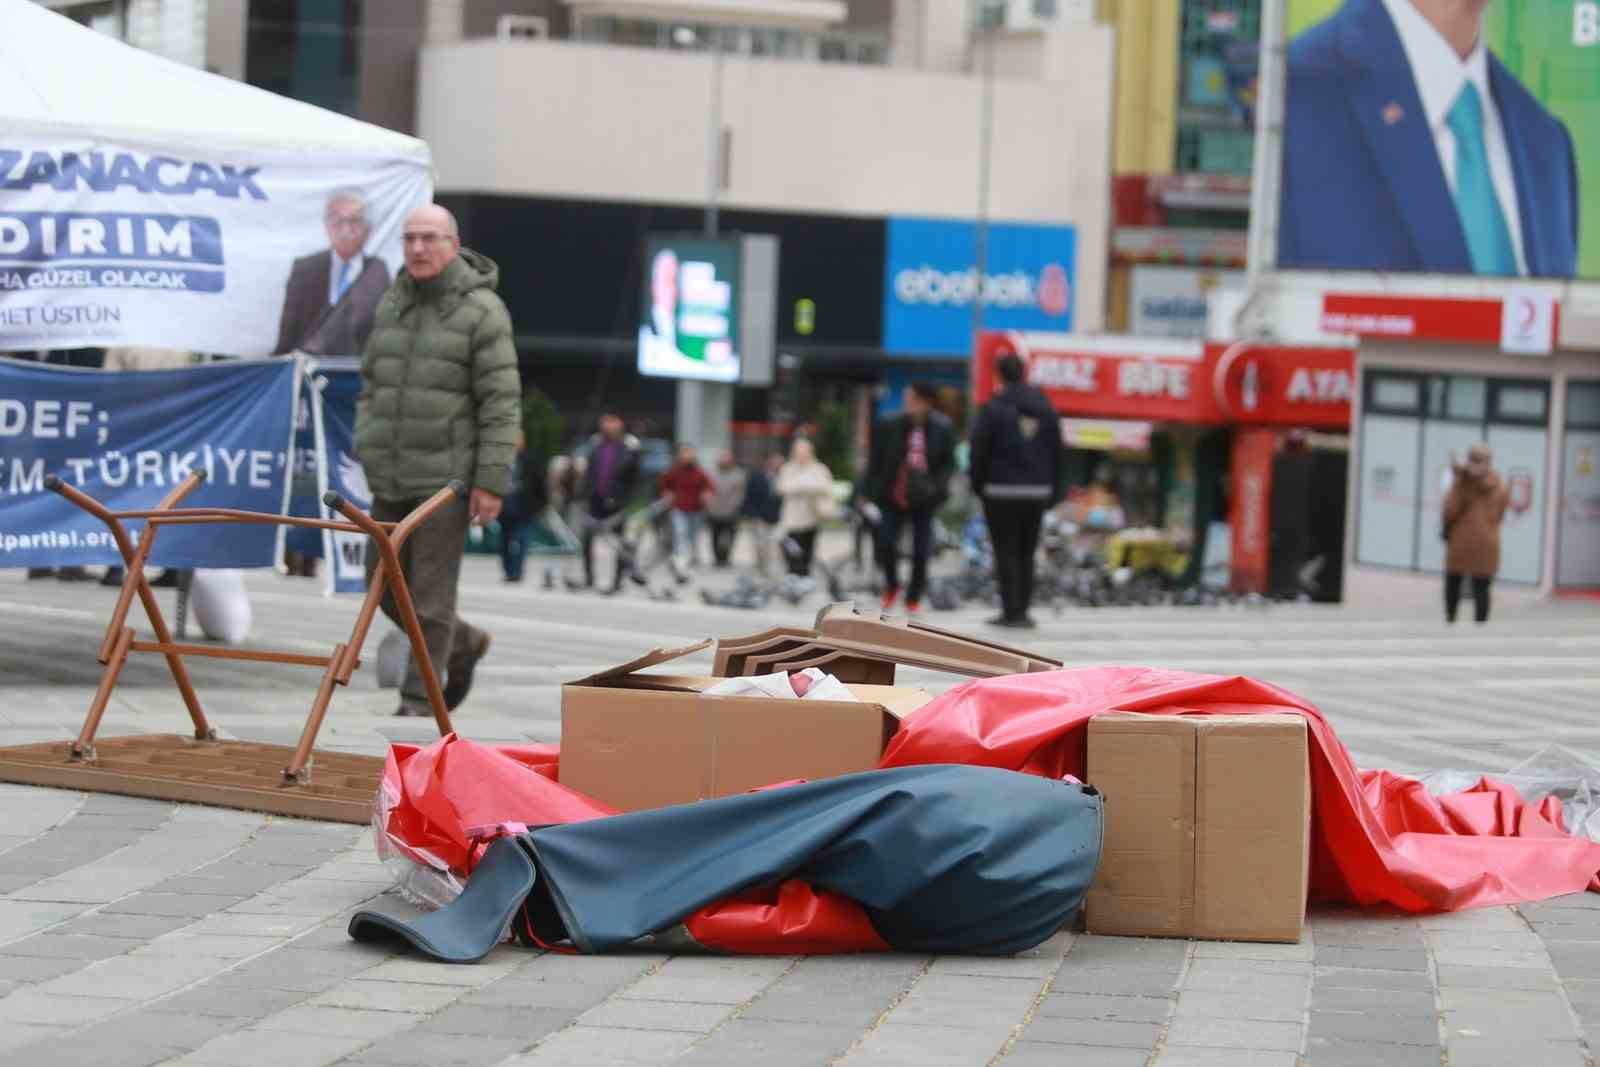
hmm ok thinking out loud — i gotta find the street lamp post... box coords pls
[971,11,997,345]
[705,25,725,239]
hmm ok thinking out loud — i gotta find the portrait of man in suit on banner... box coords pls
[1279,0,1581,279]
[273,187,391,356]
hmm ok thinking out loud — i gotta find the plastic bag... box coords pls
[189,569,251,643]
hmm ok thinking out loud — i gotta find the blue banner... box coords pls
[284,385,322,562]
[318,367,371,595]
[0,357,296,568]
[882,217,1076,357]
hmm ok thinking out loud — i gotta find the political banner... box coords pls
[1280,0,1596,279]
[0,357,297,569]
[283,382,324,565]
[0,140,429,355]
[316,366,372,595]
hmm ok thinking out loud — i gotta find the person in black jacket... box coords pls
[862,384,957,614]
[970,355,1064,629]
[577,413,642,588]
[498,435,551,583]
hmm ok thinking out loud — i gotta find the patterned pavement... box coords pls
[0,560,1596,1066]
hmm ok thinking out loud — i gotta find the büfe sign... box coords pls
[971,331,1354,430]
[561,639,932,813]
[1086,713,1311,942]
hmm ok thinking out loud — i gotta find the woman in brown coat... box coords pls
[1441,444,1509,624]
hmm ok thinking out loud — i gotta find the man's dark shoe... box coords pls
[986,614,1010,627]
[149,570,182,588]
[393,703,432,718]
[442,632,492,711]
[1010,615,1039,630]
[100,569,125,588]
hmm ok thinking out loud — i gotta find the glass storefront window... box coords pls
[1357,371,1551,582]
[1445,376,1487,421]
[1494,383,1548,423]
[1372,376,1421,412]
[1569,382,1600,429]
[246,0,363,117]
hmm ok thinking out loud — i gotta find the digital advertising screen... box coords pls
[637,234,741,382]
[1278,0,1596,279]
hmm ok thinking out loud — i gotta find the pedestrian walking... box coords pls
[1442,444,1509,624]
[970,354,1064,629]
[743,452,785,577]
[776,438,835,577]
[862,383,956,615]
[659,444,715,568]
[498,436,550,583]
[578,414,642,589]
[706,449,749,568]
[354,203,520,716]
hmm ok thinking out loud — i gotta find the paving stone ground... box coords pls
[0,560,1597,1065]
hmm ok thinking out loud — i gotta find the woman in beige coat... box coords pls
[775,439,834,577]
[1441,444,1509,624]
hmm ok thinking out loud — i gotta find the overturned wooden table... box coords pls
[0,472,464,822]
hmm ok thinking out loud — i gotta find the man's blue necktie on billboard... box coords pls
[1446,83,1518,276]
[335,260,355,304]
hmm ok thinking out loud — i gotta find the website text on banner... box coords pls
[0,144,429,354]
[0,357,296,569]
[1280,0,1594,278]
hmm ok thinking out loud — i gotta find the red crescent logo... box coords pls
[1212,341,1253,419]
[1518,297,1536,333]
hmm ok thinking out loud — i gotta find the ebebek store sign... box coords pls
[882,217,1075,356]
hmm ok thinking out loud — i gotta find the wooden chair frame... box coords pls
[45,471,464,783]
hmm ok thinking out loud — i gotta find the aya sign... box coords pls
[1210,342,1354,427]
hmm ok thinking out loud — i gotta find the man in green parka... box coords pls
[355,203,521,717]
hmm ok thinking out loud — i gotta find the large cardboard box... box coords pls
[1086,713,1311,943]
[561,640,932,813]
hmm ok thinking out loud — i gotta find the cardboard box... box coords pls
[561,640,932,813]
[1086,713,1310,943]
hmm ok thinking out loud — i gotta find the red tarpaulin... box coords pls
[377,668,1600,953]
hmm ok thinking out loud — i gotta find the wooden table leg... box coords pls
[47,472,215,749]
[72,626,134,761]
[283,643,346,784]
[325,485,464,736]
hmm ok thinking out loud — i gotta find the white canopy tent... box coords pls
[0,0,433,357]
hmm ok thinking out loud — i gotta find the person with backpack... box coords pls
[970,354,1064,629]
[862,383,957,615]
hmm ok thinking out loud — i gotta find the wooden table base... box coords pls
[42,472,466,785]
[0,734,384,824]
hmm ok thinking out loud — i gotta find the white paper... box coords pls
[703,669,858,703]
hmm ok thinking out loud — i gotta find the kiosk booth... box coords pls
[974,331,1355,599]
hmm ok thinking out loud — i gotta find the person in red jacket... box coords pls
[660,443,715,568]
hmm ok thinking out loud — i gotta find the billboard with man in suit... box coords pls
[273,187,391,356]
[1279,0,1591,279]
